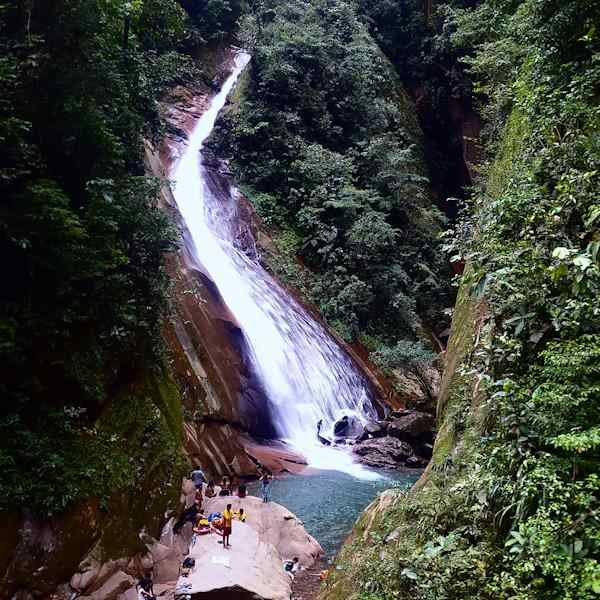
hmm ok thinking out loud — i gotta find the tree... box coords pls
[372,340,438,405]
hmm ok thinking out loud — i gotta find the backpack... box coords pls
[182,557,195,569]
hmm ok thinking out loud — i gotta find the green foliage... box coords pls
[0,369,183,516]
[0,0,220,515]
[177,0,243,43]
[324,1,600,599]
[212,0,451,353]
[373,339,438,402]
[356,0,476,203]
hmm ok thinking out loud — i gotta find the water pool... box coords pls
[248,469,420,559]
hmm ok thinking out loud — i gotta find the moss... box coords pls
[227,60,251,108]
[321,275,485,600]
[151,373,184,442]
[486,108,529,198]
[92,368,185,559]
[437,275,478,419]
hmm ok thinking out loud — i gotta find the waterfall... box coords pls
[171,52,379,478]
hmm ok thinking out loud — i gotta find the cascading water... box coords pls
[171,52,379,478]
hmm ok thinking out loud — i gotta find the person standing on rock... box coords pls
[190,465,206,490]
[219,476,231,496]
[222,503,233,548]
[260,472,272,502]
[205,480,216,498]
[194,484,203,511]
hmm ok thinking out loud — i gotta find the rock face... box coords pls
[353,437,413,469]
[115,492,319,600]
[114,493,321,600]
[78,571,135,600]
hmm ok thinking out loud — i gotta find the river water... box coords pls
[248,470,419,558]
[170,51,383,477]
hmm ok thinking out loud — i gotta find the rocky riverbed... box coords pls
[326,408,436,470]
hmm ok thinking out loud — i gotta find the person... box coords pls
[317,419,331,446]
[259,472,272,503]
[193,514,210,532]
[136,572,155,600]
[180,557,195,578]
[173,502,199,534]
[189,466,206,490]
[205,480,216,498]
[218,476,231,496]
[283,557,300,579]
[194,486,203,510]
[237,484,247,498]
[222,503,233,548]
[190,513,209,548]
[233,507,246,522]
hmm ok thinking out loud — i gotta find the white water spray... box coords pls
[171,52,379,479]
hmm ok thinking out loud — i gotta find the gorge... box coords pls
[1,0,598,599]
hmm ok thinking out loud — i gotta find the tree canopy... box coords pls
[212,0,452,355]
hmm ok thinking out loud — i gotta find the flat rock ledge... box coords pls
[176,520,290,600]
[68,490,322,600]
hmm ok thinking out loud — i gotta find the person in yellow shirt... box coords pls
[233,507,246,522]
[222,504,233,548]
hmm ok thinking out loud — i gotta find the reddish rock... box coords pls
[243,440,308,475]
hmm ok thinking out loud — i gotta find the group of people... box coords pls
[189,505,247,549]
[173,469,251,534]
[137,464,301,599]
[177,466,254,551]
[158,465,284,594]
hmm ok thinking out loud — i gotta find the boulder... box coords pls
[70,562,101,593]
[148,542,174,564]
[174,520,291,600]
[202,495,322,567]
[146,537,183,584]
[366,421,386,436]
[333,415,363,440]
[78,571,134,600]
[387,411,434,443]
[70,573,83,591]
[86,560,121,593]
[358,420,387,441]
[352,437,413,469]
